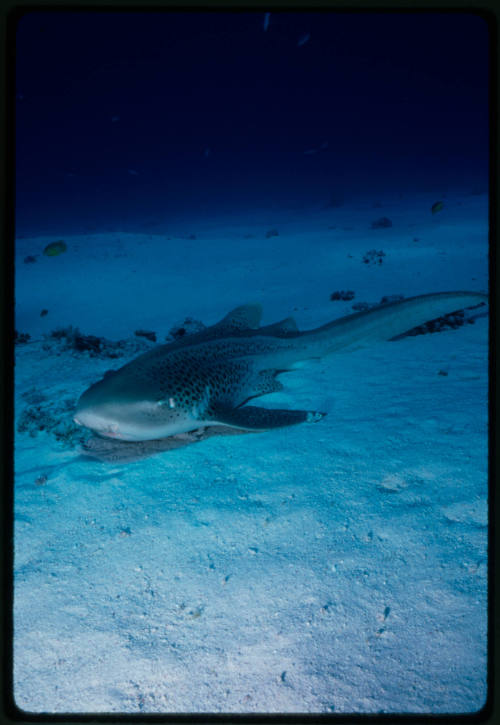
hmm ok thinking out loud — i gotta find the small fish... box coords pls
[203,147,211,158]
[263,12,270,32]
[111,115,120,122]
[128,169,139,176]
[431,201,444,214]
[297,32,311,47]
[43,240,67,257]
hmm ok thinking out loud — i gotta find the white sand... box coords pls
[14,191,488,713]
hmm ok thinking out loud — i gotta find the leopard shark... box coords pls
[74,291,487,442]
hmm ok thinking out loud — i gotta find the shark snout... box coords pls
[73,405,123,438]
[74,384,122,436]
[74,382,162,440]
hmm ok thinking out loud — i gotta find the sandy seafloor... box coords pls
[13,191,489,714]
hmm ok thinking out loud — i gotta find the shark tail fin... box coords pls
[308,291,488,354]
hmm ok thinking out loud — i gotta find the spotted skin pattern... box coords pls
[74,292,487,442]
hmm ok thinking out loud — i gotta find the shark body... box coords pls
[74,291,487,442]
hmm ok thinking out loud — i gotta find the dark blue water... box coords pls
[15,10,489,237]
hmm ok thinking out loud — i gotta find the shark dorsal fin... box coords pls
[259,316,300,337]
[214,303,263,332]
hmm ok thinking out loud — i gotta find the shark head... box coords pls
[74,367,200,441]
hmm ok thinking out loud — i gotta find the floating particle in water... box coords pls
[297,32,311,47]
[431,201,444,214]
[40,309,48,317]
[43,240,67,256]
[263,12,270,31]
[327,195,343,209]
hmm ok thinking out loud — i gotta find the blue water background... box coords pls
[15,10,489,238]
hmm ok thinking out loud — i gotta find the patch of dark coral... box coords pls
[330,290,355,301]
[393,310,476,340]
[167,317,206,341]
[17,397,88,448]
[351,302,373,312]
[45,326,152,358]
[362,249,386,265]
[74,334,103,354]
[380,295,405,305]
[21,388,47,405]
[135,329,157,343]
[15,331,31,344]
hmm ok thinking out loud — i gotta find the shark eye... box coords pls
[158,397,176,408]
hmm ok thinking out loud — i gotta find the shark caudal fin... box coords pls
[304,291,488,355]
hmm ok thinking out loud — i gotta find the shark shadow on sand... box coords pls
[80,425,250,463]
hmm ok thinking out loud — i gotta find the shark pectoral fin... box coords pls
[208,404,326,430]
